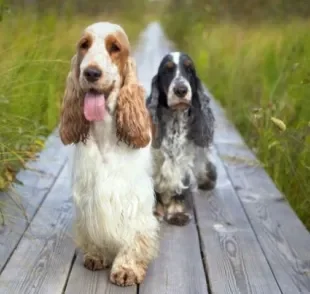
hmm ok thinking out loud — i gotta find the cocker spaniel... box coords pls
[59,22,159,287]
[147,51,217,226]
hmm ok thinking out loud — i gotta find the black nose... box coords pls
[84,67,102,82]
[173,85,188,97]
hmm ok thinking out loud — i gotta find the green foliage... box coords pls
[162,15,310,228]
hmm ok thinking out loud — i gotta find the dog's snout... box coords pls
[173,84,188,97]
[84,66,102,82]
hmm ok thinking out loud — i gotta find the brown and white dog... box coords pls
[59,22,159,287]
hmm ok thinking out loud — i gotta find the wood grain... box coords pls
[216,139,310,293]
[65,254,136,294]
[194,147,281,293]
[0,130,68,272]
[139,223,209,294]
[0,164,75,294]
[209,98,245,145]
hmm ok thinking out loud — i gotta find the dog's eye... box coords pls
[110,43,120,53]
[80,39,90,50]
[184,60,193,71]
[165,61,174,70]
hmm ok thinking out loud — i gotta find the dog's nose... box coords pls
[173,84,188,97]
[84,67,102,82]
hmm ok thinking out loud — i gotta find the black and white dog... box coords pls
[147,52,217,226]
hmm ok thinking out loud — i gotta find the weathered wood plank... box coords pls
[214,126,310,293]
[0,164,75,294]
[65,254,136,294]
[139,223,209,294]
[194,147,281,293]
[133,22,172,94]
[0,129,68,272]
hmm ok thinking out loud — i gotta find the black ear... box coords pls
[188,77,215,147]
[146,74,160,124]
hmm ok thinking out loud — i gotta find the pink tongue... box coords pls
[84,92,106,121]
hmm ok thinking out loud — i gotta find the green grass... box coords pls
[162,18,310,229]
[0,9,148,191]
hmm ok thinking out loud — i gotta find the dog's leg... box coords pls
[194,147,217,190]
[164,196,192,226]
[196,160,217,190]
[110,232,158,287]
[76,230,113,271]
[155,189,192,226]
[83,251,112,271]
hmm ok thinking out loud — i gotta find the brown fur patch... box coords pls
[84,256,110,271]
[115,58,151,148]
[59,55,90,145]
[74,33,93,79]
[166,199,185,214]
[165,199,191,226]
[116,84,151,148]
[166,61,174,68]
[77,32,93,53]
[110,266,146,287]
[105,31,130,84]
[109,233,158,287]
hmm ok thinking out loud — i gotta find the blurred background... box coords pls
[0,0,309,229]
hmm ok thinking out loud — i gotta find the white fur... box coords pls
[167,52,192,108]
[71,109,158,257]
[68,22,159,265]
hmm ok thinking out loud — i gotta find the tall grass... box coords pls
[0,8,147,190]
[162,16,310,228]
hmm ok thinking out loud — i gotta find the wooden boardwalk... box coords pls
[0,22,310,294]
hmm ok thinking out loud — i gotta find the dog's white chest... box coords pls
[71,123,154,250]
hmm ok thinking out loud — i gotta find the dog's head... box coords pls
[59,22,150,148]
[151,52,199,110]
[147,51,215,147]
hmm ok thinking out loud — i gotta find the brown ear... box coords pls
[115,57,151,148]
[59,55,90,145]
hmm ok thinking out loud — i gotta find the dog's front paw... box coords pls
[198,161,217,190]
[166,212,192,226]
[84,256,110,271]
[110,266,146,287]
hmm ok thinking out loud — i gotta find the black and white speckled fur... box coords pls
[147,51,217,226]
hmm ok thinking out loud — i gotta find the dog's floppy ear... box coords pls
[59,55,90,145]
[188,77,215,147]
[115,57,151,148]
[146,74,160,124]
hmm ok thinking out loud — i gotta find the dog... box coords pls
[59,22,159,287]
[146,51,217,226]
